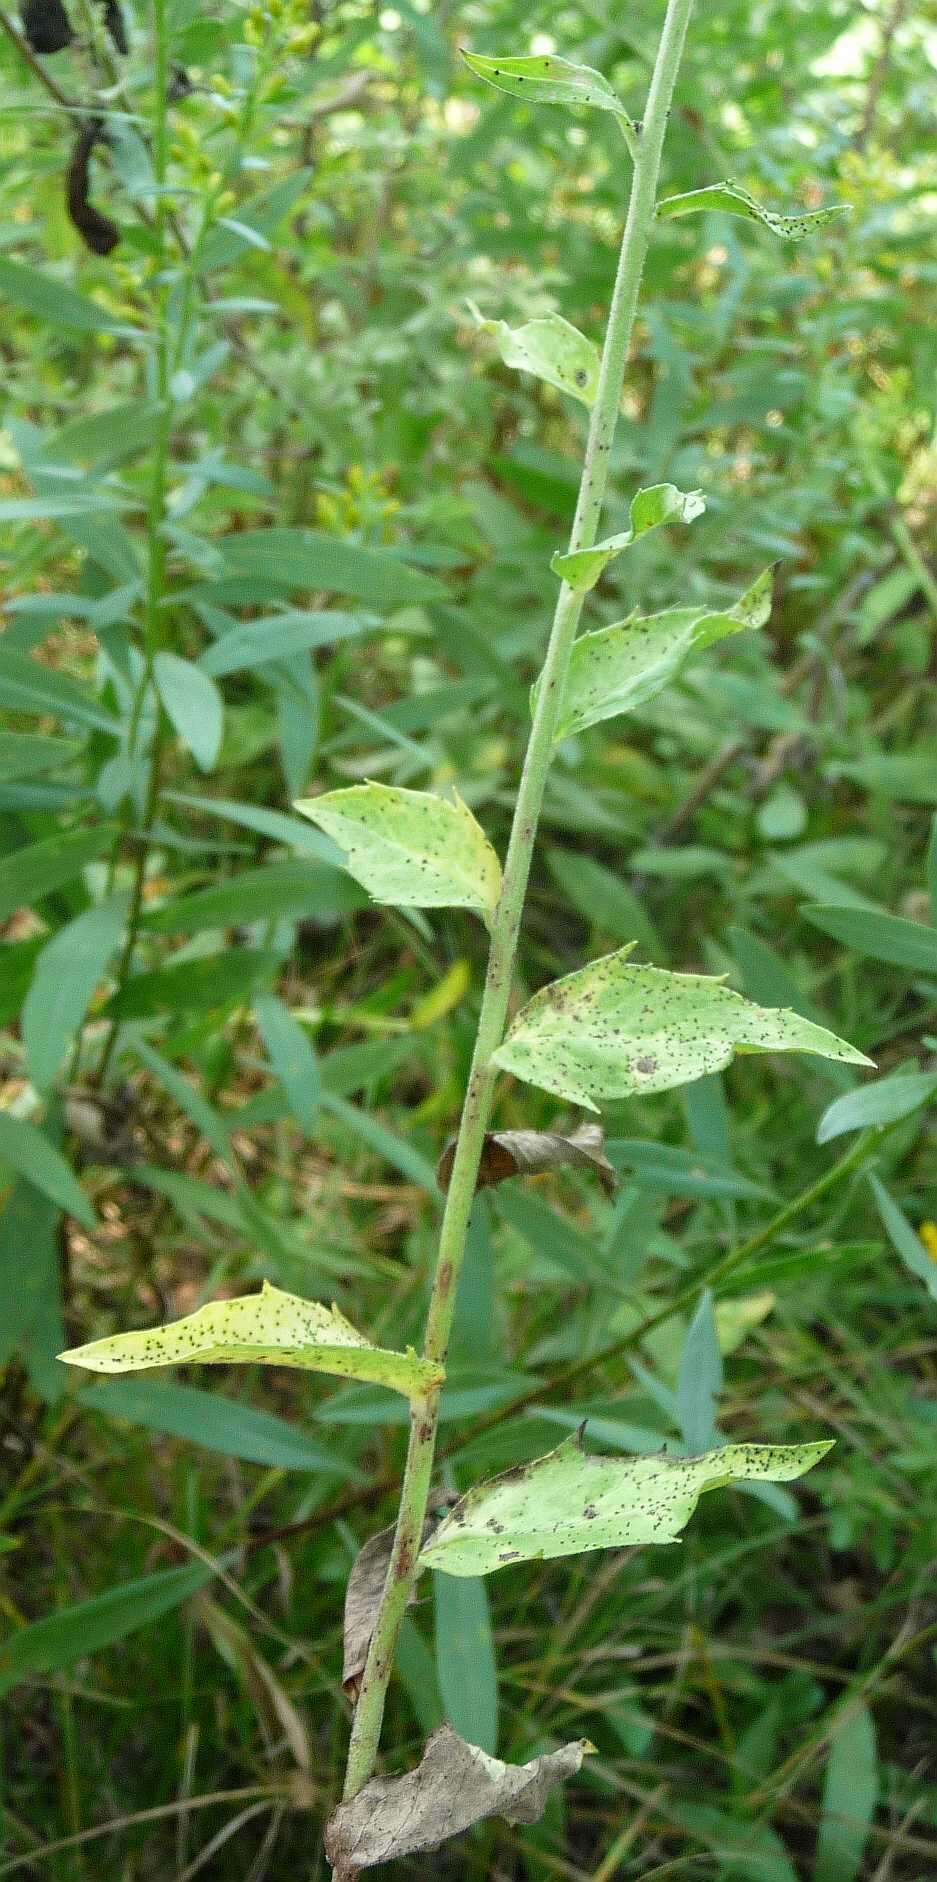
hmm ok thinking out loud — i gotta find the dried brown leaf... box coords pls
[342,1501,452,1698]
[324,1723,589,1873]
[437,1122,616,1197]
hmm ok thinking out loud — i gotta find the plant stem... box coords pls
[93,3,173,1087]
[339,0,698,1806]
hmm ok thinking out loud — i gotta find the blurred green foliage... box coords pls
[0,0,936,1874]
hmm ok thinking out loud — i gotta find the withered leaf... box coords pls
[437,1122,616,1197]
[342,1505,449,1698]
[325,1723,589,1873]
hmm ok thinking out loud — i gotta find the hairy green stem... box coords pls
[93,6,173,1087]
[339,0,698,1807]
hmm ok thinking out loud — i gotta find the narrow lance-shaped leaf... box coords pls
[552,484,706,592]
[23,895,127,1091]
[325,1722,589,1872]
[58,1279,444,1401]
[656,181,850,241]
[419,1434,833,1576]
[467,302,600,408]
[153,653,224,773]
[437,1123,617,1197]
[540,568,774,741]
[461,48,634,126]
[295,784,502,924]
[492,946,873,1112]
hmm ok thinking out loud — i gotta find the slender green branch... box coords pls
[339,0,698,1807]
[93,0,173,1087]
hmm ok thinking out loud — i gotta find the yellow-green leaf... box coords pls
[461,49,632,123]
[492,947,873,1111]
[467,303,599,408]
[551,484,705,591]
[295,784,501,924]
[542,568,774,740]
[420,1435,834,1576]
[656,182,850,241]
[59,1280,443,1402]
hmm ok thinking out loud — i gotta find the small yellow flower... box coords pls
[920,1223,937,1264]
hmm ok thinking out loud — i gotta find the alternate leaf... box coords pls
[461,49,633,124]
[220,528,444,605]
[551,484,705,592]
[58,1278,444,1401]
[22,895,126,1090]
[0,1113,96,1229]
[0,254,143,335]
[805,904,937,975]
[0,647,119,734]
[254,991,320,1129]
[467,302,600,408]
[0,1561,216,1699]
[656,181,850,241]
[492,947,872,1111]
[869,1174,937,1306]
[419,1435,833,1576]
[816,1071,937,1145]
[325,1722,588,1871]
[542,568,774,740]
[437,1123,616,1196]
[79,1377,359,1478]
[815,1703,878,1882]
[295,784,502,923]
[153,653,223,773]
[0,822,118,925]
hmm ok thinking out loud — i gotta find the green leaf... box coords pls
[677,1290,722,1451]
[814,1703,878,1882]
[321,1091,439,1193]
[0,1114,95,1230]
[551,484,705,591]
[492,947,872,1111]
[461,49,632,123]
[220,529,445,605]
[816,1072,937,1145]
[0,255,144,335]
[153,653,223,773]
[295,785,502,923]
[656,182,850,241]
[467,302,600,407]
[0,823,117,925]
[22,896,126,1091]
[254,991,320,1129]
[142,859,362,934]
[105,948,278,1019]
[198,168,313,272]
[59,1278,444,1401]
[0,1562,215,1699]
[0,733,83,780]
[199,609,366,677]
[928,816,937,925]
[547,847,659,954]
[419,1435,833,1576]
[0,1180,61,1368]
[805,905,937,974]
[542,569,774,740]
[434,1572,498,1756]
[79,1378,360,1476]
[0,648,119,734]
[162,792,341,863]
[869,1175,937,1305]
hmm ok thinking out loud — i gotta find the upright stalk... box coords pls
[339,0,697,1806]
[94,0,173,1085]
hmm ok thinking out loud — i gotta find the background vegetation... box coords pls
[1,0,936,1875]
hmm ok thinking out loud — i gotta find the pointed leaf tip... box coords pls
[58,1280,443,1401]
[656,181,850,241]
[294,784,501,923]
[420,1437,835,1576]
[492,948,872,1110]
[540,567,775,739]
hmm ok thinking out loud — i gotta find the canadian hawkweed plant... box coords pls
[54,0,878,1871]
